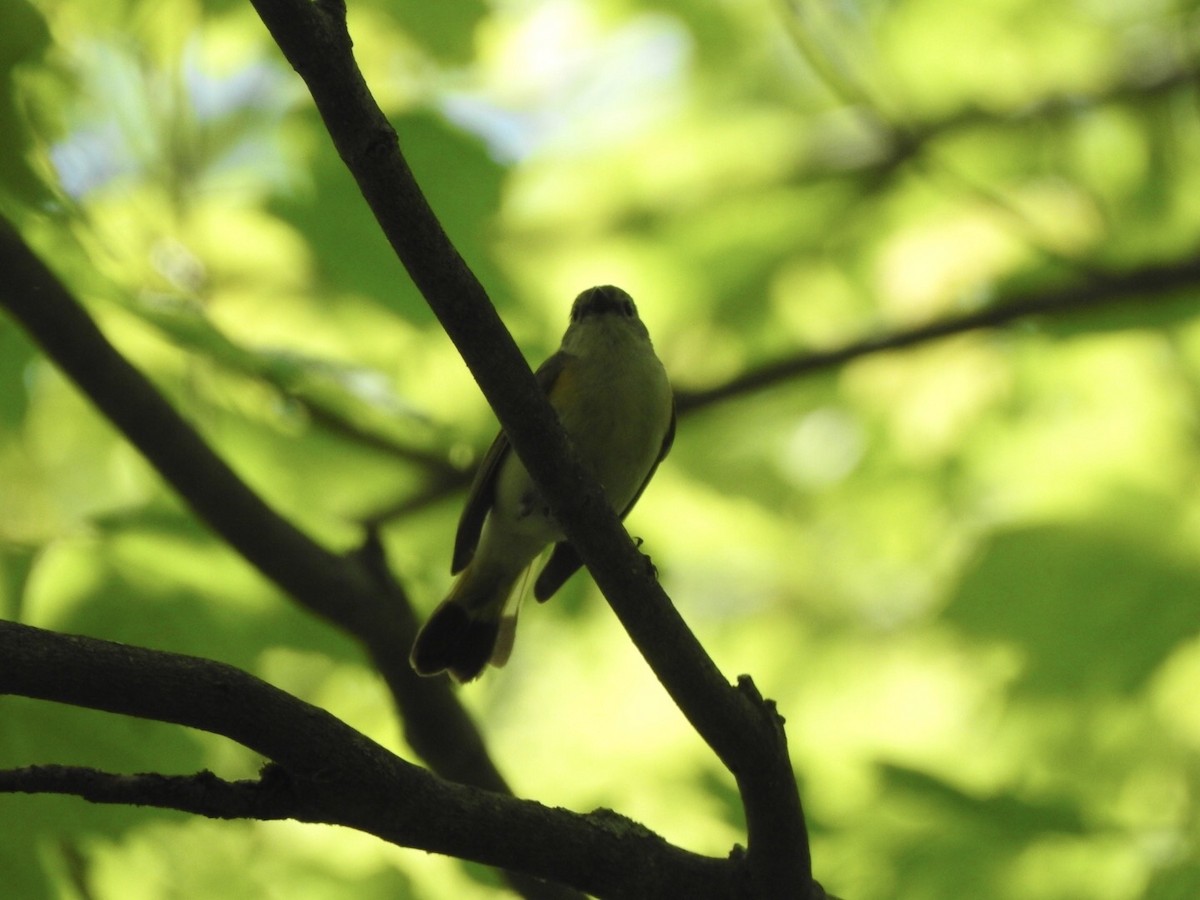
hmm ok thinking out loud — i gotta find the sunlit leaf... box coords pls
[6,0,1200,897]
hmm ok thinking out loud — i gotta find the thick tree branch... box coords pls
[247,0,813,894]
[0,620,735,899]
[676,254,1200,415]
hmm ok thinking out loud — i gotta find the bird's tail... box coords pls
[409,561,522,682]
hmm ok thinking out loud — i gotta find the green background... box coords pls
[3,0,1200,897]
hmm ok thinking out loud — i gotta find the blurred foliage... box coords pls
[3,0,1200,897]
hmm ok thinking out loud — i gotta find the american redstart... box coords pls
[410,285,675,681]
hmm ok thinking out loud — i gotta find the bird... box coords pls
[409,285,675,682]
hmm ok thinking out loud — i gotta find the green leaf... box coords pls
[382,0,487,64]
[880,763,1088,836]
[0,0,51,69]
[1145,860,1200,900]
[0,320,36,429]
[946,524,1200,695]
[0,0,55,207]
[270,110,506,324]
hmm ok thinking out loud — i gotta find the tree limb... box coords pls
[676,253,1200,415]
[247,0,814,894]
[0,620,735,899]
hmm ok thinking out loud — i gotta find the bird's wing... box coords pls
[451,351,573,574]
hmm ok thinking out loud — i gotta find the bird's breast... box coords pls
[552,343,672,511]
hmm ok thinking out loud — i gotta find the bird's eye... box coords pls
[622,300,634,317]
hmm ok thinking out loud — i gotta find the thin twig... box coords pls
[677,254,1200,415]
[0,766,294,820]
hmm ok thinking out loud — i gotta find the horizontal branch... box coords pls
[0,619,734,899]
[677,253,1200,414]
[364,252,1200,529]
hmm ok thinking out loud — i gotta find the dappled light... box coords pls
[4,0,1200,897]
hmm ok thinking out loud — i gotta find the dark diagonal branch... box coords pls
[0,221,582,900]
[677,254,1200,415]
[247,1,815,895]
[0,620,734,899]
